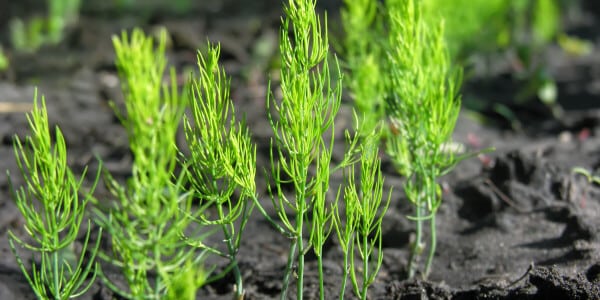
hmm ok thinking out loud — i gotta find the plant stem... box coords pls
[361,231,369,300]
[318,253,324,300]
[425,214,437,278]
[408,202,423,279]
[281,238,297,300]
[339,252,348,300]
[218,206,243,298]
[296,204,305,300]
[53,249,60,298]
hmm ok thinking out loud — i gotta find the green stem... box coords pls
[212,175,244,298]
[51,213,60,299]
[296,207,304,300]
[424,214,436,278]
[218,208,244,298]
[339,250,349,300]
[361,231,369,300]
[317,253,324,300]
[52,249,60,299]
[407,202,422,279]
[280,237,297,300]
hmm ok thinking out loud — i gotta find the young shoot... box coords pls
[385,0,462,279]
[94,28,203,299]
[341,0,386,137]
[183,42,256,300]
[8,91,102,299]
[334,131,390,300]
[254,0,351,298]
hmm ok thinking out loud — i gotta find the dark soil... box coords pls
[1,1,599,299]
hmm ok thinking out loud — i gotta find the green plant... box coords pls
[572,167,600,185]
[47,0,80,44]
[93,29,204,299]
[385,0,462,279]
[334,132,390,300]
[340,0,386,137]
[253,0,356,298]
[164,259,208,300]
[9,0,80,52]
[0,46,8,71]
[8,91,102,299]
[10,17,46,53]
[421,0,509,60]
[182,42,256,300]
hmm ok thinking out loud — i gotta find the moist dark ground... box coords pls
[0,1,599,299]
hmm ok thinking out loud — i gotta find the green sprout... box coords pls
[9,0,81,52]
[334,132,390,300]
[385,0,462,279]
[183,42,256,300]
[47,0,81,45]
[254,0,353,298]
[0,46,8,71]
[9,17,46,53]
[164,259,208,300]
[572,167,600,185]
[421,0,508,60]
[340,0,386,137]
[93,28,204,299]
[8,91,102,299]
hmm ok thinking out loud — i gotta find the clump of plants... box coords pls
[334,132,391,300]
[339,0,386,137]
[342,0,471,279]
[183,42,257,300]
[10,0,81,52]
[92,28,204,299]
[241,1,392,299]
[385,0,463,279]
[7,91,102,299]
[256,0,359,297]
[93,28,256,300]
[8,0,485,298]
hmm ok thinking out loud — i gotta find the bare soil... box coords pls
[0,1,599,299]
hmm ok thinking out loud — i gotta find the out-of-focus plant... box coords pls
[334,132,390,300]
[93,28,205,299]
[385,0,463,279]
[164,260,208,300]
[340,0,386,137]
[47,0,80,44]
[572,167,600,185]
[422,0,509,61]
[0,46,8,71]
[10,17,46,53]
[10,0,81,52]
[8,91,102,299]
[183,42,256,300]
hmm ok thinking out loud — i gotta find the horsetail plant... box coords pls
[183,42,256,300]
[385,0,462,279]
[255,0,353,298]
[93,28,205,299]
[340,0,386,137]
[8,91,102,299]
[334,131,390,300]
